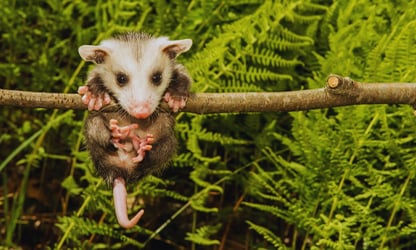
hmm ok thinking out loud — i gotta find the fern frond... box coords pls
[273,25,315,43]
[298,2,329,12]
[190,115,250,145]
[190,167,224,192]
[56,216,145,248]
[190,188,219,213]
[316,238,342,249]
[246,220,287,249]
[233,66,293,83]
[219,78,265,92]
[172,152,199,168]
[400,222,416,237]
[136,177,188,201]
[264,36,313,51]
[249,48,302,68]
[243,202,290,222]
[185,224,221,246]
[261,147,308,176]
[369,20,416,82]
[187,136,221,163]
[61,175,83,195]
[188,0,318,93]
[285,11,323,24]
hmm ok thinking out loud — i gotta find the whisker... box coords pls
[99,103,120,113]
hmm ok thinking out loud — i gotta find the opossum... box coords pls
[77,32,192,229]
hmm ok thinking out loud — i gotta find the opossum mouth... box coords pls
[132,113,151,119]
[113,177,144,228]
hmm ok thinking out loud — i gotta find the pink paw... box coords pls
[78,85,111,111]
[132,134,154,163]
[163,92,187,112]
[109,119,138,151]
[109,119,154,163]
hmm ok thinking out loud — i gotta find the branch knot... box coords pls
[326,74,360,97]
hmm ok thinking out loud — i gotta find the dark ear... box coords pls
[161,39,192,59]
[78,45,111,64]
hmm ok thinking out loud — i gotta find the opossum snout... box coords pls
[128,102,152,119]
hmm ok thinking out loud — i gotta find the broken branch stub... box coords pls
[325,74,416,108]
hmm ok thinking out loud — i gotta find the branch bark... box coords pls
[2,75,416,113]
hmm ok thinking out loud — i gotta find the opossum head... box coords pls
[79,33,192,119]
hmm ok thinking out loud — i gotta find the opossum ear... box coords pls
[78,45,110,64]
[161,39,193,59]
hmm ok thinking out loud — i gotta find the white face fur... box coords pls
[79,35,192,119]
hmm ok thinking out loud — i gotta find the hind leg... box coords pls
[109,119,154,163]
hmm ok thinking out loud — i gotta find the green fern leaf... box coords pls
[190,188,219,213]
[264,35,313,51]
[246,220,287,249]
[56,216,145,248]
[249,48,302,68]
[136,177,188,201]
[185,224,221,246]
[233,66,293,83]
[243,201,290,222]
[219,78,265,92]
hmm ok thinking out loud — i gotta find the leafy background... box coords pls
[1,0,416,249]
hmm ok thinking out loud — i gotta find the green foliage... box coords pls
[56,216,146,248]
[2,0,416,249]
[246,220,288,249]
[185,224,222,246]
[243,1,416,249]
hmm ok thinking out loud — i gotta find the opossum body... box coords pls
[84,110,176,183]
[78,32,192,228]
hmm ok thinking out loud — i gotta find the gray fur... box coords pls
[81,32,192,185]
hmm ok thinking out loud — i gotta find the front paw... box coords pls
[78,85,111,111]
[163,92,188,112]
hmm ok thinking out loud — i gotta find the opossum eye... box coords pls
[116,73,129,86]
[151,72,162,86]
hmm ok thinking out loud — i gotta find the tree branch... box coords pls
[2,75,416,113]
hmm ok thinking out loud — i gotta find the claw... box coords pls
[113,177,144,229]
[77,85,89,95]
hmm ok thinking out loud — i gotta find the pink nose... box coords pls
[129,103,152,119]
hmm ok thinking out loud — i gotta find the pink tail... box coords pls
[113,177,144,228]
